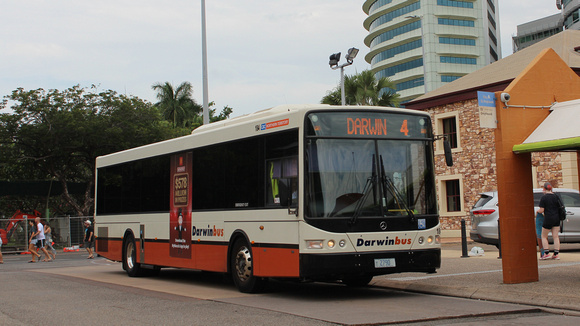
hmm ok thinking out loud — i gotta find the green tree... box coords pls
[152,81,201,128]
[321,70,400,107]
[0,86,183,216]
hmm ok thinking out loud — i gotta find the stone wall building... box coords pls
[406,30,580,230]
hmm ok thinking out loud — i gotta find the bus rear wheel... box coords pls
[124,235,144,277]
[231,239,266,293]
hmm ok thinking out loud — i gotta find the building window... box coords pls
[440,56,477,65]
[375,58,423,78]
[370,21,421,47]
[369,0,394,14]
[439,37,475,46]
[371,39,422,65]
[437,174,464,216]
[369,2,421,30]
[442,117,458,148]
[445,179,461,212]
[437,0,474,9]
[434,111,461,154]
[441,75,462,83]
[396,77,424,91]
[438,18,475,27]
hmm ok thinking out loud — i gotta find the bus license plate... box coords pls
[374,258,396,268]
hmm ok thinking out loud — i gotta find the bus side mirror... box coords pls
[443,140,453,167]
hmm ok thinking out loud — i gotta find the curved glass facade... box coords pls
[371,39,422,65]
[369,0,394,13]
[370,21,421,48]
[375,58,423,78]
[396,77,424,91]
[364,0,499,102]
[369,2,420,30]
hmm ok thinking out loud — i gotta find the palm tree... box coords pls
[321,70,400,107]
[151,82,201,128]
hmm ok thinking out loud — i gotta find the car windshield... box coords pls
[305,138,437,218]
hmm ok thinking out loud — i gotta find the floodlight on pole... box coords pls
[328,47,359,106]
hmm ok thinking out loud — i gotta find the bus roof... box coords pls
[96,104,429,168]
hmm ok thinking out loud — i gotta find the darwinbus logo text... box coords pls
[356,236,412,247]
[192,225,224,237]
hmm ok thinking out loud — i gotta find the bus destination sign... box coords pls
[307,111,431,139]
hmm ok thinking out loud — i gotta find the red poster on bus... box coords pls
[170,152,192,258]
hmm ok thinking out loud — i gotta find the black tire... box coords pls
[230,238,266,293]
[123,235,144,277]
[342,275,373,287]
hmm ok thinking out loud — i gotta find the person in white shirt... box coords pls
[34,217,52,262]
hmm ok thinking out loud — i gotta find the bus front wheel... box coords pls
[124,235,144,277]
[231,238,266,293]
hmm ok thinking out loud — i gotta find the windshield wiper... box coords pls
[350,155,378,225]
[379,155,416,222]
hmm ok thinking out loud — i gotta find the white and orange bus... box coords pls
[95,104,450,292]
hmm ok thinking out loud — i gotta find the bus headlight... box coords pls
[339,239,346,248]
[427,236,434,244]
[327,240,335,248]
[418,236,424,245]
[435,235,441,244]
[307,240,323,249]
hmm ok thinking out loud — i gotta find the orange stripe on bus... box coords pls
[97,238,299,278]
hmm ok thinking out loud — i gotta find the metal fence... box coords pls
[0,215,92,253]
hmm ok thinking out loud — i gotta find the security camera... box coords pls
[500,92,510,103]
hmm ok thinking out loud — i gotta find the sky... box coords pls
[0,1,562,117]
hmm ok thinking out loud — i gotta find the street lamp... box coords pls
[405,15,428,93]
[329,47,359,106]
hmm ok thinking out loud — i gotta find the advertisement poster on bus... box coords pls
[170,152,192,258]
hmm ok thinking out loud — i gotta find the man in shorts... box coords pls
[84,220,95,259]
[35,217,52,262]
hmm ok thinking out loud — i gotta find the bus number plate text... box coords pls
[374,258,396,268]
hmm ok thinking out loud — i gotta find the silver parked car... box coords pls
[470,188,580,246]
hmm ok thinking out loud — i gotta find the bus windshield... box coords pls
[305,112,437,219]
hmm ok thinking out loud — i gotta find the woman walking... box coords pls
[537,182,561,260]
[27,219,41,263]
[42,220,57,260]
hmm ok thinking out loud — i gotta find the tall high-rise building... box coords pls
[363,0,501,103]
[512,1,580,53]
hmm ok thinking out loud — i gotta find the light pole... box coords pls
[405,15,428,93]
[329,47,359,106]
[201,0,209,125]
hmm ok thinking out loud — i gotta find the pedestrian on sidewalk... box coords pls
[42,220,57,260]
[34,217,52,262]
[537,182,561,260]
[27,219,41,263]
[0,235,4,264]
[84,220,95,259]
[535,212,545,257]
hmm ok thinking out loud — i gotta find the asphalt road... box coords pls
[1,248,579,325]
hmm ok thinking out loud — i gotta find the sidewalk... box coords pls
[373,234,580,312]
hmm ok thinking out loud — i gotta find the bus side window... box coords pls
[267,157,297,207]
